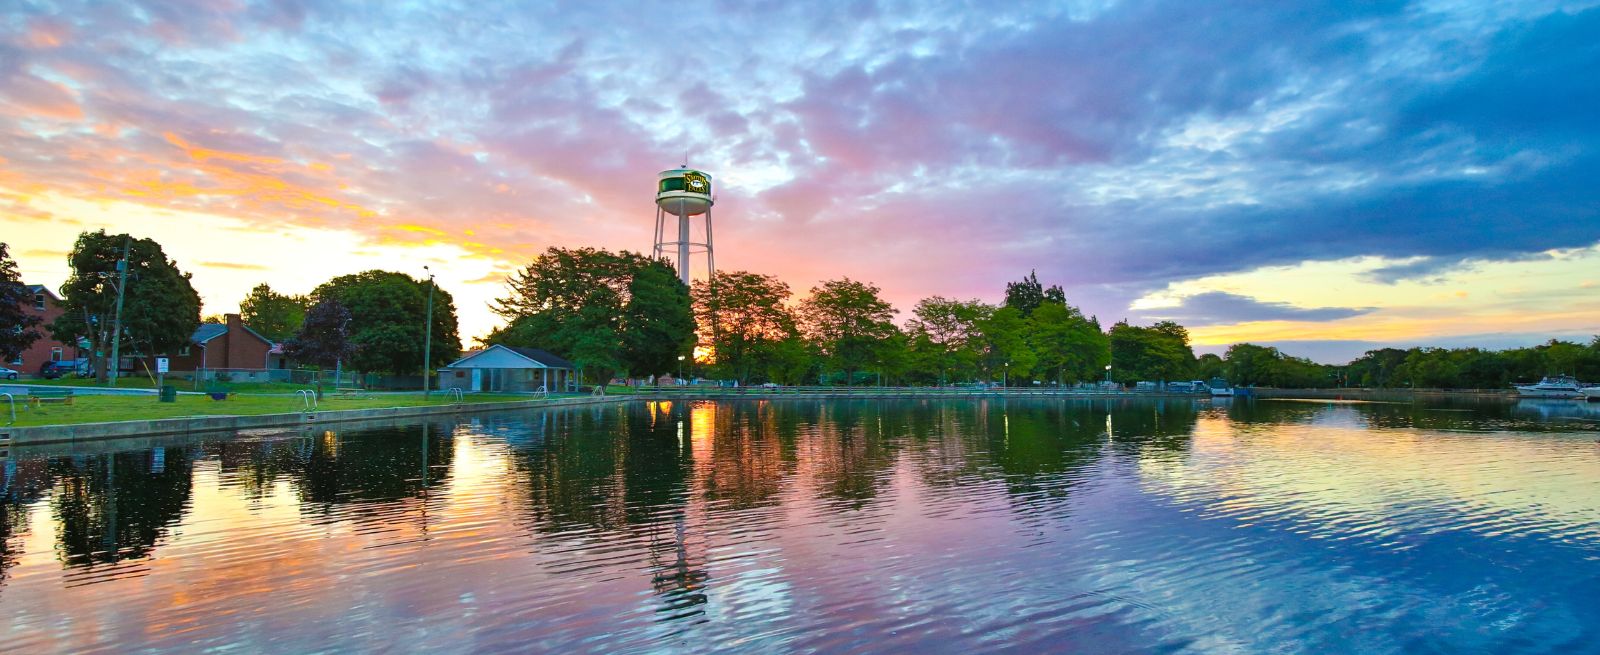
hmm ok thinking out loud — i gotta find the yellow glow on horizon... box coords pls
[4,189,513,343]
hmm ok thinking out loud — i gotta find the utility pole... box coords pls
[108,238,131,387]
[422,266,434,399]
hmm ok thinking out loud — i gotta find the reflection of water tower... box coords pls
[652,168,715,286]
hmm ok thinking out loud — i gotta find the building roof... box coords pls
[24,285,60,301]
[191,323,229,344]
[502,346,574,368]
[443,344,574,370]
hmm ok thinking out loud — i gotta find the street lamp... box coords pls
[1003,362,1009,388]
[1104,364,1112,383]
[677,355,685,382]
[422,265,435,398]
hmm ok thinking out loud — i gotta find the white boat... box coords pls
[1513,375,1586,399]
[1581,386,1600,402]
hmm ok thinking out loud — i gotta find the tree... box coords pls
[798,278,898,385]
[0,243,44,363]
[978,306,1036,384]
[283,298,354,396]
[311,270,461,376]
[490,247,695,384]
[692,271,799,383]
[239,283,308,342]
[905,296,990,384]
[50,231,201,383]
[621,260,696,379]
[1003,270,1065,317]
[1028,301,1108,384]
[1108,320,1194,383]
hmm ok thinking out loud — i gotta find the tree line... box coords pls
[5,237,1596,389]
[0,231,461,381]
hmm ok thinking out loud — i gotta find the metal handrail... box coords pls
[297,389,318,412]
[2,393,13,427]
[447,387,464,404]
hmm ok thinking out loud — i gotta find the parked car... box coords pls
[37,361,80,379]
[0,365,18,380]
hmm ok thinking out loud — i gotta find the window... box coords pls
[179,346,191,356]
[50,347,63,362]
[658,177,685,193]
[34,293,45,310]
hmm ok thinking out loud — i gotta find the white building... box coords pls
[436,345,576,393]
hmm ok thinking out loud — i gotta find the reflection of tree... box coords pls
[1,458,52,587]
[699,401,796,510]
[295,423,455,510]
[805,401,901,509]
[49,449,194,566]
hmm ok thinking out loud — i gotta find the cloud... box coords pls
[198,261,270,271]
[1135,292,1375,327]
[0,0,1597,346]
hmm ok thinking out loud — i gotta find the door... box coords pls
[471,369,482,392]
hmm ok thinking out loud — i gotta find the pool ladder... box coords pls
[446,387,464,405]
[3,392,14,427]
[297,390,318,419]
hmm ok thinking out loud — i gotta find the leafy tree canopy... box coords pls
[50,230,201,381]
[240,283,308,342]
[311,270,461,375]
[0,242,44,362]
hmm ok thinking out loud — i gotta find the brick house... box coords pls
[9,285,83,376]
[151,313,277,381]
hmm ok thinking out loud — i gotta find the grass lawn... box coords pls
[2,392,558,428]
[15,377,328,393]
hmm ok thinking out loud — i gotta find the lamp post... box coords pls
[1104,364,1112,383]
[677,355,685,382]
[1003,362,1009,388]
[422,266,434,399]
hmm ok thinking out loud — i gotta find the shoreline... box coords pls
[0,387,1561,447]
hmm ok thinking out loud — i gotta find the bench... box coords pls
[27,389,74,408]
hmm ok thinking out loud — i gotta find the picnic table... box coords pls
[27,389,74,408]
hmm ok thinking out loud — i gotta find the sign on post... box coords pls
[156,357,169,374]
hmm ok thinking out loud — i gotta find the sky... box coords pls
[2,0,1597,363]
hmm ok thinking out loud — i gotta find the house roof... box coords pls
[443,344,574,370]
[191,323,229,344]
[24,285,60,301]
[502,346,574,368]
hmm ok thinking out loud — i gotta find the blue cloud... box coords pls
[1135,292,1374,327]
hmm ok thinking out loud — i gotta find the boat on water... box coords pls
[1581,386,1600,402]
[1512,375,1586,399]
[1208,377,1234,397]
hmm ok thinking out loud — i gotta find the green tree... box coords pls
[283,298,354,397]
[1003,270,1066,317]
[311,270,460,376]
[799,278,899,386]
[905,296,990,384]
[50,231,201,383]
[0,243,44,363]
[692,271,799,383]
[621,260,696,378]
[490,247,694,384]
[239,283,308,342]
[1028,301,1109,384]
[978,306,1037,384]
[1108,320,1193,383]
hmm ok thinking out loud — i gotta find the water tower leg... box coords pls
[677,211,691,285]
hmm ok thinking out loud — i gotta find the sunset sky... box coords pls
[3,1,1597,363]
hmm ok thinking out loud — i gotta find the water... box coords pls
[1,397,1598,654]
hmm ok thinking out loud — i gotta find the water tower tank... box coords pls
[656,169,713,216]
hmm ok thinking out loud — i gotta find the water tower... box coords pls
[652,168,715,286]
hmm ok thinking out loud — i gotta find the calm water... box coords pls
[2,398,1599,654]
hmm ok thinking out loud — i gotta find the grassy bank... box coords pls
[2,392,546,428]
[15,378,331,393]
